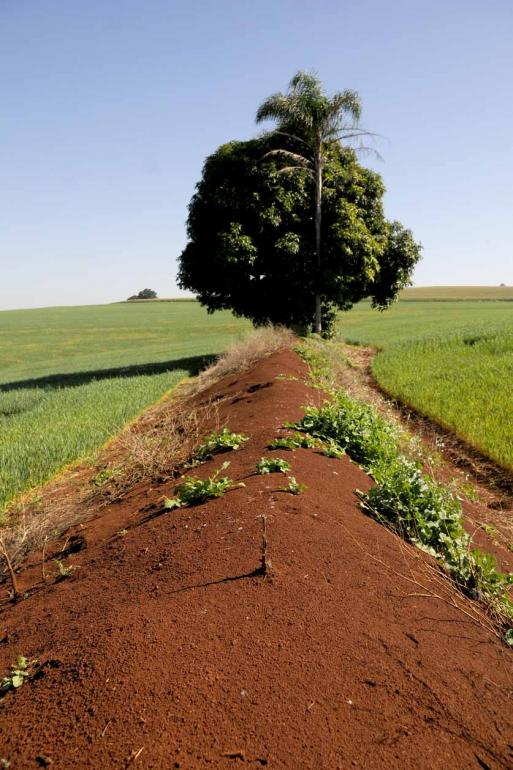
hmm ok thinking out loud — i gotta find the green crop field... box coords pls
[339,299,513,470]
[0,301,249,515]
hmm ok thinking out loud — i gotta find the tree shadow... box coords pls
[0,354,216,393]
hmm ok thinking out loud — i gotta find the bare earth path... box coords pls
[0,350,511,769]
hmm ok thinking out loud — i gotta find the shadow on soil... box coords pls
[0,355,216,393]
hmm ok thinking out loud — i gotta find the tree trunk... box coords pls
[313,148,323,335]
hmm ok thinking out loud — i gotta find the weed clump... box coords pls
[256,457,291,475]
[1,656,39,693]
[164,462,245,509]
[293,393,398,474]
[268,432,320,451]
[192,427,249,465]
[53,559,76,580]
[279,477,306,495]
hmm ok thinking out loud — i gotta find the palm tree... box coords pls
[256,71,372,334]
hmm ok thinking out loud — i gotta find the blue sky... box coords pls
[1,0,512,310]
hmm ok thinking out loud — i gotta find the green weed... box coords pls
[279,476,306,495]
[293,394,399,475]
[481,523,498,540]
[256,457,291,475]
[321,439,346,458]
[53,559,76,579]
[268,437,298,451]
[192,427,249,464]
[268,432,320,451]
[92,468,117,487]
[1,656,39,692]
[164,461,245,508]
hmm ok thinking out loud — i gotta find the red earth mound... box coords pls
[0,350,512,769]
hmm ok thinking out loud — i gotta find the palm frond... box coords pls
[273,130,311,148]
[256,94,299,125]
[330,89,362,122]
[348,145,384,162]
[288,71,322,95]
[263,149,311,167]
[276,165,314,177]
[332,129,381,141]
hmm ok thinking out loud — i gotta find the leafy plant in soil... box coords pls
[279,476,306,495]
[164,462,245,509]
[267,437,298,451]
[321,439,346,459]
[91,467,118,487]
[192,427,249,464]
[256,457,291,475]
[268,432,320,451]
[1,656,39,692]
[53,559,76,579]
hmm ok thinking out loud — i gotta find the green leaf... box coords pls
[163,497,182,510]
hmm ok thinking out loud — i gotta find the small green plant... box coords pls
[321,439,345,459]
[292,431,321,449]
[1,656,38,692]
[459,481,479,503]
[256,457,291,475]
[268,436,298,451]
[164,461,245,509]
[192,427,249,464]
[268,432,320,451]
[92,467,117,487]
[53,559,76,579]
[279,476,306,495]
[481,523,498,539]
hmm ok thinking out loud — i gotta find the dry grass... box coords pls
[0,325,295,575]
[185,325,296,396]
[88,396,223,506]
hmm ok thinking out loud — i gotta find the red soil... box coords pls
[0,350,512,769]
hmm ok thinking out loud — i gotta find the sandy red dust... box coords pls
[0,350,512,769]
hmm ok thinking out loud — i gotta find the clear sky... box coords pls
[1,0,512,310]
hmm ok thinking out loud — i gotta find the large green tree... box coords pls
[256,71,369,334]
[178,132,421,335]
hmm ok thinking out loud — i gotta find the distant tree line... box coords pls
[127,288,158,301]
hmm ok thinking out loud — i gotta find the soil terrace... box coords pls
[0,350,511,769]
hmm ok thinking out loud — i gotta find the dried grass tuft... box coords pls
[186,325,296,396]
[89,396,223,505]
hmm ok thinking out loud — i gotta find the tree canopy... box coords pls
[128,288,158,300]
[178,129,421,335]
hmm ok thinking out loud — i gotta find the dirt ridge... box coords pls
[0,349,511,769]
